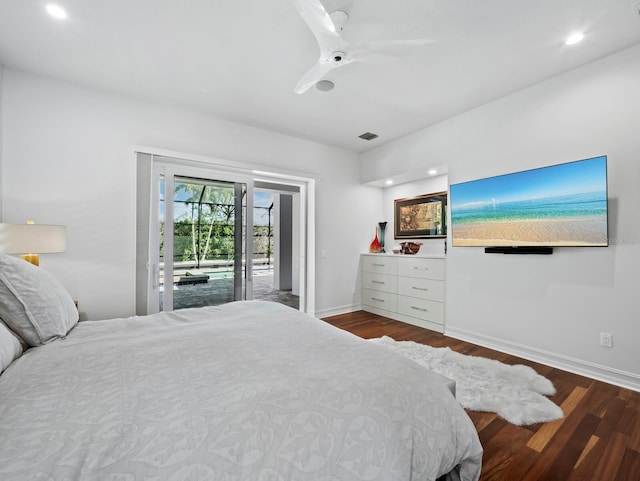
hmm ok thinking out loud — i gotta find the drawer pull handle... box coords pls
[372,297,385,302]
[411,286,428,291]
[372,263,386,267]
[410,306,428,312]
[372,280,385,284]
[410,266,429,270]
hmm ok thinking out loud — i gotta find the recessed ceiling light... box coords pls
[385,180,394,186]
[565,32,584,46]
[428,169,438,175]
[46,4,68,19]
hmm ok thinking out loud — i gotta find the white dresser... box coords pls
[361,253,446,333]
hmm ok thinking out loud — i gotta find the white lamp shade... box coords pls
[0,223,67,254]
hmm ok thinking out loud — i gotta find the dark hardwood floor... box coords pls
[321,310,640,481]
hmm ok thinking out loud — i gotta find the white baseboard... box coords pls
[445,326,640,393]
[314,304,360,319]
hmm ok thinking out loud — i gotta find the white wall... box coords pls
[1,69,382,320]
[361,44,640,390]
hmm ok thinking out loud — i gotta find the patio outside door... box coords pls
[153,164,253,312]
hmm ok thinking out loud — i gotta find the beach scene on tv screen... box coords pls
[450,156,608,247]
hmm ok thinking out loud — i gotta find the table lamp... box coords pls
[0,221,67,266]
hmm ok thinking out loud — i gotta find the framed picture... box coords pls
[394,192,447,239]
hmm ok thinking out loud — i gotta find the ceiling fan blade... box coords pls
[294,60,337,94]
[291,0,340,52]
[349,38,435,62]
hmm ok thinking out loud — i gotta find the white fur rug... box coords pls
[370,336,563,426]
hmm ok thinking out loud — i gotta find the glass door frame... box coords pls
[137,150,315,316]
[149,160,254,313]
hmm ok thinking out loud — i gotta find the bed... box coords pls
[0,253,482,481]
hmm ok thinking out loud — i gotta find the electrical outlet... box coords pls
[600,332,613,348]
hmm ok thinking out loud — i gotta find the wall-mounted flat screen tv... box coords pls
[450,156,608,247]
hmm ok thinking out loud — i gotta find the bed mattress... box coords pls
[0,301,482,480]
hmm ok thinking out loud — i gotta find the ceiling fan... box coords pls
[291,0,434,94]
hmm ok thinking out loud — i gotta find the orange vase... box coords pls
[369,229,382,253]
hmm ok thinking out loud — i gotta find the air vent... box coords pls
[358,132,379,141]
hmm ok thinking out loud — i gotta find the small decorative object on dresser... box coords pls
[368,227,383,253]
[400,241,422,254]
[378,221,387,252]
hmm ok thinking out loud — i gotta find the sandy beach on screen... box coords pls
[452,218,608,246]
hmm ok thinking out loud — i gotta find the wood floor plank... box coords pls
[535,413,601,481]
[479,421,534,480]
[322,310,640,481]
[519,402,594,481]
[591,431,630,481]
[469,411,499,433]
[595,396,627,438]
[503,446,539,481]
[567,435,607,481]
[526,385,588,452]
[573,434,600,469]
[586,381,623,418]
[630,409,640,453]
[617,405,638,437]
[617,448,640,481]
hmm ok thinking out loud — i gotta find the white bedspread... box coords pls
[0,301,482,481]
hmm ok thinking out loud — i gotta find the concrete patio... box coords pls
[161,270,299,310]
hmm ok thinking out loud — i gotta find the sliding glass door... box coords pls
[137,151,315,316]
[151,162,253,312]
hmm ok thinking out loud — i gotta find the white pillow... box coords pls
[0,320,22,374]
[0,254,78,347]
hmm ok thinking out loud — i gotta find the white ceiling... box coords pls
[1,0,639,153]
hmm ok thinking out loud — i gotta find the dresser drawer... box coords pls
[360,254,446,332]
[362,256,397,275]
[397,257,444,280]
[362,272,397,293]
[397,276,444,302]
[362,288,397,312]
[397,296,444,324]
